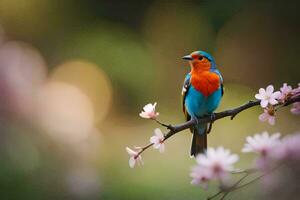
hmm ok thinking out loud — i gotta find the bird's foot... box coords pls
[207,113,216,134]
[210,113,216,122]
[192,117,199,125]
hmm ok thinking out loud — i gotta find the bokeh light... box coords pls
[50,60,112,123]
[0,40,47,120]
[53,20,156,112]
[35,81,95,145]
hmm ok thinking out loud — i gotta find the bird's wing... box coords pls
[181,73,191,121]
[221,83,224,96]
[211,68,224,96]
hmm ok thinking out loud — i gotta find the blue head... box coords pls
[182,50,217,69]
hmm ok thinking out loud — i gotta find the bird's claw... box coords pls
[192,117,199,125]
[210,113,216,122]
[207,113,216,134]
[207,123,213,134]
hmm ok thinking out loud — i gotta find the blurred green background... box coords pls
[0,0,299,199]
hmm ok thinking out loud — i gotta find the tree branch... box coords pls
[136,93,300,157]
[164,94,300,141]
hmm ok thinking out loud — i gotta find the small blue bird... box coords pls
[181,50,223,156]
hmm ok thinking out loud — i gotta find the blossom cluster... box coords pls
[255,83,300,125]
[190,147,239,188]
[241,131,300,185]
[126,103,165,168]
[190,132,300,189]
[126,128,165,168]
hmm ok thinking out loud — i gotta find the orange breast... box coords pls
[191,71,220,97]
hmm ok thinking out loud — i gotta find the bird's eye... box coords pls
[198,56,204,60]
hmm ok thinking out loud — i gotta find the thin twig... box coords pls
[220,173,251,200]
[208,172,252,200]
[231,174,265,191]
[135,143,153,157]
[229,163,282,193]
[220,192,229,200]
[231,168,257,174]
[153,119,171,129]
[217,165,282,199]
[207,190,223,200]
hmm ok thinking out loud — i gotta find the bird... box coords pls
[181,50,224,157]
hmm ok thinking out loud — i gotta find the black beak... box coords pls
[182,55,193,61]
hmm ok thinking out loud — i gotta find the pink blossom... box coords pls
[195,147,239,179]
[242,132,281,157]
[0,41,47,119]
[278,83,292,102]
[190,165,213,189]
[259,108,275,125]
[255,85,281,108]
[272,133,300,161]
[150,128,165,153]
[290,102,300,115]
[139,102,159,119]
[126,147,143,168]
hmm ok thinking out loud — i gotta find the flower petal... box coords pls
[266,85,274,94]
[271,132,281,140]
[259,113,268,121]
[159,143,165,153]
[139,112,150,119]
[260,100,269,108]
[126,147,137,156]
[241,132,281,156]
[136,156,144,166]
[269,98,278,105]
[227,154,239,164]
[268,116,275,125]
[259,88,266,95]
[153,143,160,149]
[154,128,164,138]
[150,136,159,144]
[129,157,136,168]
[255,93,263,100]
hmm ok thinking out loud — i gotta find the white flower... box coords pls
[259,108,275,125]
[242,132,281,157]
[196,147,239,179]
[139,102,159,119]
[279,83,293,101]
[190,165,212,189]
[255,85,281,108]
[126,147,143,168]
[150,128,165,153]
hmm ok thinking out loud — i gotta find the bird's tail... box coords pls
[190,124,207,157]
